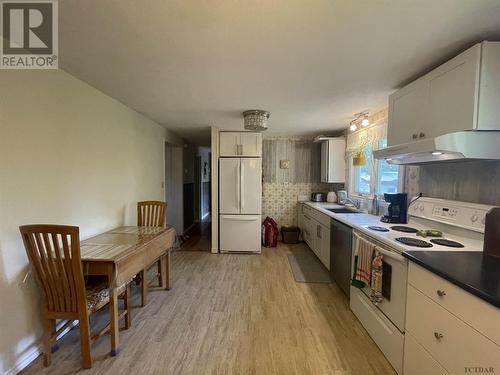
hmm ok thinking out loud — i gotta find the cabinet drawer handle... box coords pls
[412,133,418,140]
[436,290,446,297]
[419,132,425,138]
[434,332,444,340]
[304,215,311,220]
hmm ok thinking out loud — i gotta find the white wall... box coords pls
[0,69,179,374]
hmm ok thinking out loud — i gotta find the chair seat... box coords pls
[85,277,127,313]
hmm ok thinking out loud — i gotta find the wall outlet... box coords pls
[280,160,290,169]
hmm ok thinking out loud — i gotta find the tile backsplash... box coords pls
[262,137,344,228]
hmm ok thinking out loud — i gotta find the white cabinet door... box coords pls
[404,333,448,375]
[240,158,261,214]
[220,215,261,253]
[320,142,328,182]
[320,139,345,183]
[219,158,240,214]
[241,133,262,156]
[388,80,429,146]
[319,224,330,270]
[406,285,500,375]
[427,44,480,138]
[219,132,240,156]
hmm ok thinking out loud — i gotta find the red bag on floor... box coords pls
[262,216,278,248]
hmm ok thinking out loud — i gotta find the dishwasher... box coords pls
[330,219,353,298]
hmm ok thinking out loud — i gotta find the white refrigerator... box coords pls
[219,157,261,253]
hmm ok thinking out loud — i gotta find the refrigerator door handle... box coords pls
[240,161,244,212]
[221,215,259,221]
[236,160,241,212]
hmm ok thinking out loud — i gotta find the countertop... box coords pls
[299,201,499,308]
[403,251,500,308]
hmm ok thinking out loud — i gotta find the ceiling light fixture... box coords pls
[243,110,270,131]
[349,111,369,131]
[349,121,357,132]
[361,113,370,127]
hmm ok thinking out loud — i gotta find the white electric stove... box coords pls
[349,197,494,375]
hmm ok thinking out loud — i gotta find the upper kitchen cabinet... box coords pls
[320,138,345,183]
[387,42,500,146]
[219,132,262,157]
[388,79,429,146]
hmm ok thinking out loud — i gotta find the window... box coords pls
[353,144,372,195]
[349,138,401,197]
[376,139,399,195]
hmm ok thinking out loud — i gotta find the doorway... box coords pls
[180,144,212,251]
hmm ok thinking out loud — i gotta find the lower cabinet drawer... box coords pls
[406,285,500,374]
[404,333,448,375]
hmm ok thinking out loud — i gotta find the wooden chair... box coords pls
[19,225,131,369]
[137,200,166,306]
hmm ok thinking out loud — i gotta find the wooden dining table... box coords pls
[80,225,176,356]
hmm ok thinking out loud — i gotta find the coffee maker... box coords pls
[381,193,408,224]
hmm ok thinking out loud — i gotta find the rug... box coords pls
[287,246,332,283]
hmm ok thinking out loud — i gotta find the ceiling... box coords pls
[59,0,500,145]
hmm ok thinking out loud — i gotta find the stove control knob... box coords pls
[471,214,478,223]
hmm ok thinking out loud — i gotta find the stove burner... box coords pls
[367,226,389,232]
[391,226,418,233]
[395,237,433,248]
[430,238,465,248]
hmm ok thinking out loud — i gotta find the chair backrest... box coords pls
[19,225,86,314]
[137,201,166,227]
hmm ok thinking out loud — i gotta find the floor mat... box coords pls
[287,247,332,283]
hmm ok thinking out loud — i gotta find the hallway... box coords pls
[179,218,212,252]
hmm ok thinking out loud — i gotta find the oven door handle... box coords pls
[354,233,407,263]
[373,246,406,263]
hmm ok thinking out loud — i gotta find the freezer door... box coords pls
[219,158,240,214]
[220,215,261,253]
[240,158,262,215]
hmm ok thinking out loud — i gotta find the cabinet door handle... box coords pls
[436,290,446,297]
[419,132,425,138]
[304,215,311,220]
[412,133,418,140]
[434,332,444,340]
[317,225,321,238]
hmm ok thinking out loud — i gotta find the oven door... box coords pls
[352,232,408,332]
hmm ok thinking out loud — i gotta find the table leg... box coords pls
[141,269,147,306]
[110,287,120,356]
[161,251,171,290]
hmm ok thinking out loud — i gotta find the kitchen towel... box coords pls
[370,250,383,304]
[354,236,375,286]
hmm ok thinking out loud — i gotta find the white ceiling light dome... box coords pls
[243,110,270,131]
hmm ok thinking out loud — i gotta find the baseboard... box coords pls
[5,320,78,375]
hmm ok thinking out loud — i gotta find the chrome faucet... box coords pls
[344,197,360,209]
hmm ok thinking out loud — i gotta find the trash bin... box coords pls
[281,226,300,244]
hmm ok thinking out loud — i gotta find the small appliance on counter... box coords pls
[380,193,408,224]
[311,192,326,202]
[326,191,337,203]
[337,190,347,204]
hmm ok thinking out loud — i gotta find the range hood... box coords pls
[373,131,500,165]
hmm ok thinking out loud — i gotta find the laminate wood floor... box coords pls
[21,243,395,375]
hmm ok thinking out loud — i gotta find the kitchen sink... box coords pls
[326,208,361,214]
